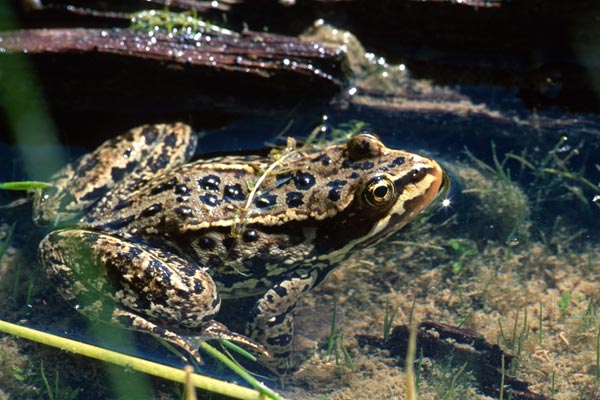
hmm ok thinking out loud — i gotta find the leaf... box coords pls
[0,181,50,191]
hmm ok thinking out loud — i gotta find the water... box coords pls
[1,14,599,400]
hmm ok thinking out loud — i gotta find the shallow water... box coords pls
[1,10,599,400]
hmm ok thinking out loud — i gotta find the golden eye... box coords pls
[363,175,395,207]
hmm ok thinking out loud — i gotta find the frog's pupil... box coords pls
[374,185,388,199]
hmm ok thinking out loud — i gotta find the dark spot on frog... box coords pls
[114,313,136,328]
[177,264,197,277]
[199,175,221,192]
[350,172,360,179]
[328,179,347,188]
[242,229,259,242]
[328,190,340,201]
[266,294,274,304]
[149,177,177,195]
[223,184,245,201]
[311,153,331,166]
[222,237,235,250]
[267,334,292,346]
[102,214,136,230]
[75,154,98,176]
[255,194,277,209]
[275,172,293,187]
[200,193,220,207]
[114,199,131,211]
[293,172,316,190]
[211,295,220,309]
[341,160,374,170]
[175,206,194,219]
[326,179,347,202]
[208,255,223,268]
[285,192,304,208]
[141,125,159,143]
[198,236,216,249]
[140,203,162,218]
[110,160,136,182]
[122,148,132,158]
[174,184,190,196]
[149,152,172,173]
[164,132,178,148]
[80,185,109,202]
[388,156,406,168]
[273,285,288,298]
[192,280,205,294]
[410,168,428,182]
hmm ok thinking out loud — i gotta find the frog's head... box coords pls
[308,132,447,257]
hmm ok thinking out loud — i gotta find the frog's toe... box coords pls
[196,320,270,359]
[111,308,205,365]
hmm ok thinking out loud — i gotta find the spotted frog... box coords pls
[35,123,446,373]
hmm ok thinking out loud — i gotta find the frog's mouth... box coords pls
[358,167,449,249]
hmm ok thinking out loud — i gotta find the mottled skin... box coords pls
[35,123,446,374]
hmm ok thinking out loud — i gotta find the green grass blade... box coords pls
[0,181,51,190]
[0,319,278,400]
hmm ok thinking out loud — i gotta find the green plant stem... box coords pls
[538,302,543,344]
[0,319,280,400]
[0,181,51,190]
[596,326,600,382]
[499,355,505,400]
[198,342,284,400]
[327,298,337,354]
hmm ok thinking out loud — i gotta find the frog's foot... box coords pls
[114,311,270,365]
[191,320,270,359]
[111,308,204,365]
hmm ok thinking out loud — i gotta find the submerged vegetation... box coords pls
[0,119,598,399]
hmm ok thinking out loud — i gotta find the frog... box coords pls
[34,122,447,374]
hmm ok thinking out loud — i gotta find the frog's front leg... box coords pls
[34,123,197,226]
[247,274,316,375]
[39,229,266,363]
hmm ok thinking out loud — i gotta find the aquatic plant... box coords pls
[557,291,571,316]
[383,297,397,341]
[0,319,285,400]
[325,298,354,371]
[497,307,529,375]
[461,145,531,245]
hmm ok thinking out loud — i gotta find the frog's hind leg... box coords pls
[39,228,265,364]
[34,123,197,226]
[109,308,204,364]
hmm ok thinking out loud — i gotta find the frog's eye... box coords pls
[362,175,395,208]
[347,131,384,161]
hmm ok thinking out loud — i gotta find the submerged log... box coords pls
[357,321,551,400]
[0,26,348,81]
